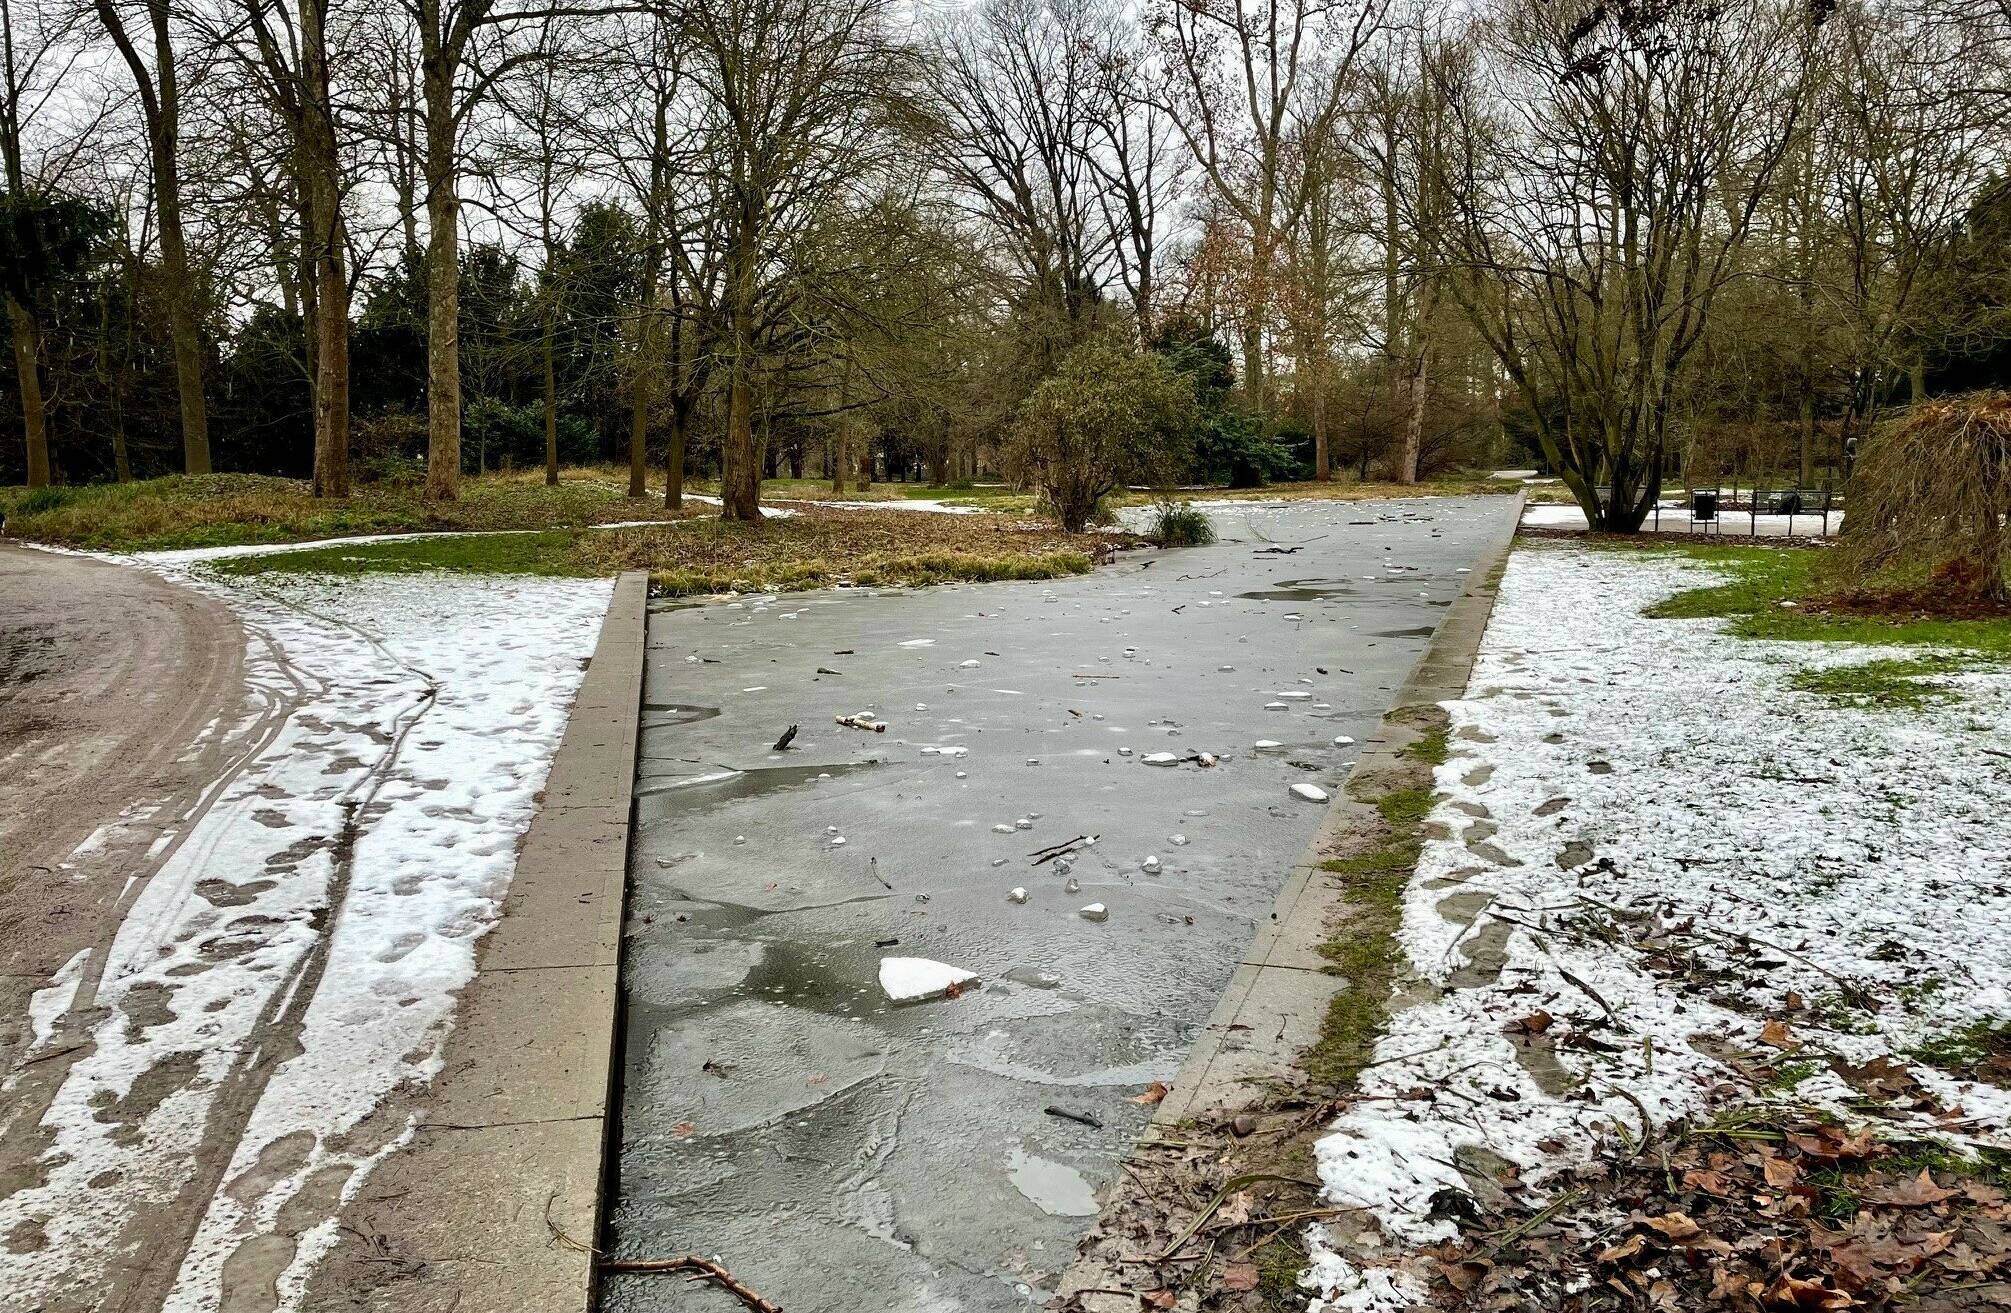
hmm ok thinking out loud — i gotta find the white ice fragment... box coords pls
[878,956,979,1002]
[1265,702,1288,711]
[1141,856,1161,872]
[734,835,747,845]
[1078,903,1108,922]
[1008,887,1029,904]
[955,771,968,779]
[827,825,839,834]
[992,858,1007,867]
[1065,877,1080,893]
[1055,857,1072,875]
[1170,835,1189,846]
[830,835,847,846]
[1197,752,1218,767]
[1218,665,1235,671]
[1142,752,1181,766]
[915,703,929,711]
[1333,735,1356,745]
[899,638,936,647]
[1253,739,1283,749]
[959,659,981,668]
[1015,818,1033,830]
[993,823,1014,834]
[1277,691,1312,701]
[1118,747,1133,757]
[1290,783,1330,803]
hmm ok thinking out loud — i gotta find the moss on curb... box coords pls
[1303,712,1448,1090]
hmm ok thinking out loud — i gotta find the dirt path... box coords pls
[0,543,248,1047]
[0,544,262,1300]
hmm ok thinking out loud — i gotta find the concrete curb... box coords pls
[1150,495,1521,1127]
[305,570,647,1313]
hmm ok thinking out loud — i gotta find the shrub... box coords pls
[1835,392,2011,602]
[1149,499,1215,547]
[1003,336,1198,532]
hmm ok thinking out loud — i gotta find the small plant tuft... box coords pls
[1148,499,1215,547]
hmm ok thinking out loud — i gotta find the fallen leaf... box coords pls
[1221,1261,1260,1292]
[1141,1290,1176,1310]
[1643,1212,1701,1241]
[672,1122,696,1139]
[1598,1233,1647,1262]
[1762,1156,1801,1189]
[1760,1019,1797,1049]
[1865,1169,1960,1207]
[1507,1010,1556,1035]
[1129,1081,1171,1105]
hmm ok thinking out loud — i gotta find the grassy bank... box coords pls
[0,470,694,551]
[1625,540,2011,656]
[211,506,1114,594]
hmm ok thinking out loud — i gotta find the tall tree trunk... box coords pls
[720,240,760,521]
[151,80,209,475]
[628,366,651,499]
[1398,340,1429,484]
[1312,356,1331,482]
[664,399,686,510]
[302,0,350,499]
[542,302,559,486]
[311,235,351,497]
[112,411,132,482]
[421,14,461,501]
[9,297,49,488]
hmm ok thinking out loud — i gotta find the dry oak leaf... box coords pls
[1643,1212,1702,1241]
[1864,1170,1960,1207]
[1129,1081,1171,1105]
[1762,1156,1801,1188]
[1141,1290,1176,1310]
[1760,1019,1798,1049]
[1220,1261,1260,1293]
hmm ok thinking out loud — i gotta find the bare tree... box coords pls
[1154,0,1385,413]
[676,0,915,521]
[89,0,211,473]
[1427,0,1814,530]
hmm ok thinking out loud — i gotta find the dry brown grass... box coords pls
[575,505,1126,594]
[1835,392,2011,602]
[0,472,694,550]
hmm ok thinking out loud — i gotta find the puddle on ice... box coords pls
[1007,1148,1099,1217]
[1236,578,1359,602]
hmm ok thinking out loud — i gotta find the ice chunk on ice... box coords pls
[879,956,979,1002]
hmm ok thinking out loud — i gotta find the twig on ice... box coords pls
[599,1256,783,1312]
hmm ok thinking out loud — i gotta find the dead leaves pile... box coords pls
[1430,1114,2008,1312]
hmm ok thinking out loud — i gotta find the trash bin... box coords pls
[1692,492,1718,522]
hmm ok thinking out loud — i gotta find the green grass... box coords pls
[1303,715,1448,1088]
[1910,1016,2010,1079]
[1635,543,2011,655]
[209,531,588,579]
[1786,654,1990,710]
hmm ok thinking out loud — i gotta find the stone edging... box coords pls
[304,569,648,1313]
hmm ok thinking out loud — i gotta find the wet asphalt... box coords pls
[603,496,1519,1313]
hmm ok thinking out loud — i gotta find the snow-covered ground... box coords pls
[1306,544,2010,1309]
[0,550,610,1310]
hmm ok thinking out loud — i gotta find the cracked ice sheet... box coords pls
[0,558,610,1312]
[1306,544,2011,1310]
